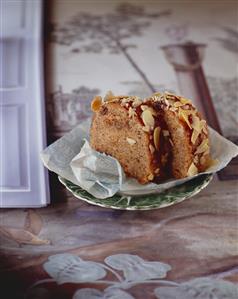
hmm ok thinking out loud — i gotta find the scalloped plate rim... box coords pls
[58,174,213,210]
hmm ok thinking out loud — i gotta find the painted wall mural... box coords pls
[50,3,171,93]
[47,86,100,138]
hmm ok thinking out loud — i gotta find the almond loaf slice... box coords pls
[90,91,211,184]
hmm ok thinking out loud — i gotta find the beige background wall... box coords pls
[45,0,238,137]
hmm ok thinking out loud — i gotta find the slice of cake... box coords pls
[90,91,211,184]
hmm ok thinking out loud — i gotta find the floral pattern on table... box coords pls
[27,253,238,299]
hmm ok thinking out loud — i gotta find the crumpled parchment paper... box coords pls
[41,118,238,199]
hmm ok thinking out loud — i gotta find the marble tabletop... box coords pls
[0,176,237,299]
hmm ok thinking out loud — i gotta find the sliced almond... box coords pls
[140,105,157,116]
[149,144,155,154]
[121,98,130,104]
[178,108,192,129]
[203,149,210,156]
[128,107,136,118]
[147,174,154,181]
[165,92,176,99]
[191,115,201,133]
[91,96,102,112]
[180,97,192,105]
[162,130,170,137]
[154,168,160,174]
[104,90,114,102]
[169,138,174,146]
[164,99,170,106]
[187,162,198,177]
[142,126,150,132]
[200,119,208,134]
[151,96,159,102]
[153,92,161,97]
[142,109,155,128]
[190,115,202,144]
[191,130,200,144]
[149,107,157,116]
[195,139,209,154]
[132,98,142,107]
[141,105,148,111]
[153,127,161,150]
[164,91,174,95]
[193,155,199,164]
[173,101,184,108]
[170,107,178,113]
[126,137,136,145]
[183,104,190,110]
[117,95,128,99]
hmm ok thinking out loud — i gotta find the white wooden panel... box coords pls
[0,0,49,207]
[0,39,25,88]
[2,0,25,29]
[0,104,29,190]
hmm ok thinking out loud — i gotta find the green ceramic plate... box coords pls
[58,174,213,210]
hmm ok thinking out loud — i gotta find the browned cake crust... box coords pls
[90,91,211,184]
[90,99,154,183]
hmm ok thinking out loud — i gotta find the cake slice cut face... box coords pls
[90,92,211,184]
